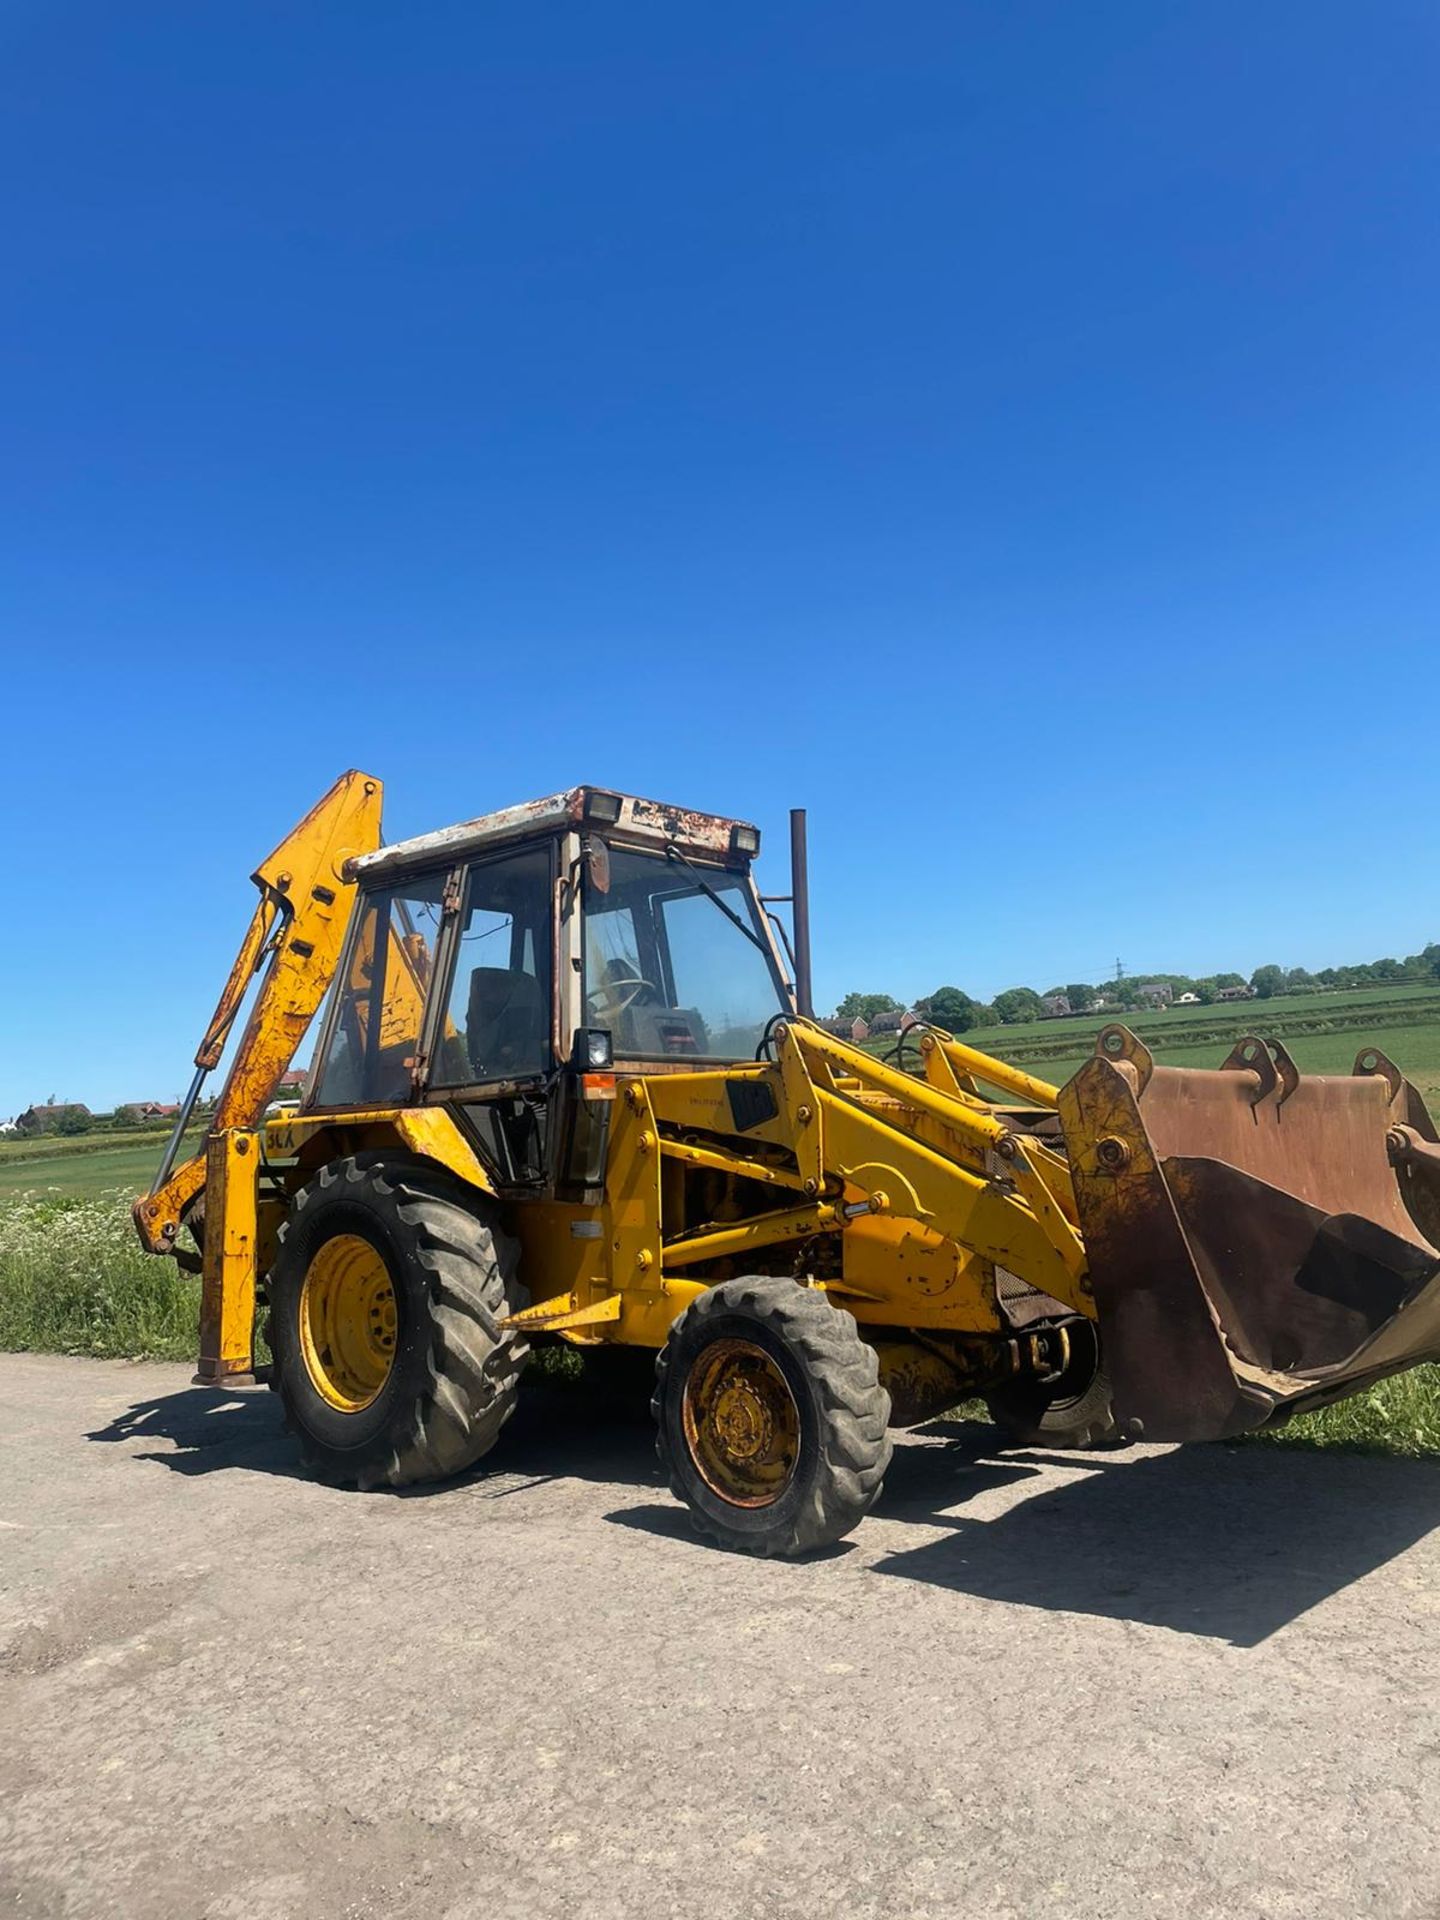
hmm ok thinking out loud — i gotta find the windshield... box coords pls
[583,846,789,1060]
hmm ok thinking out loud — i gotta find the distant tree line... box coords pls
[833,942,1440,1032]
[834,987,1003,1033]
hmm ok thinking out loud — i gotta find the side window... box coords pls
[432,845,553,1085]
[311,874,447,1106]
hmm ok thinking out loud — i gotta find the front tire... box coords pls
[985,1319,1118,1449]
[653,1277,892,1557]
[266,1154,528,1488]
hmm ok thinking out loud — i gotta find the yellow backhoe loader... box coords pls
[134,772,1440,1555]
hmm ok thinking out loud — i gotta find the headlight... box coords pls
[571,1027,614,1069]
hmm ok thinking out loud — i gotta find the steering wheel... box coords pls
[587,965,658,1022]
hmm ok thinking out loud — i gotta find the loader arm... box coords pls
[132,770,384,1265]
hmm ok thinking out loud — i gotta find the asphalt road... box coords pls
[2,1354,1439,1920]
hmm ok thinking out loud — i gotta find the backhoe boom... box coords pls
[133,771,383,1375]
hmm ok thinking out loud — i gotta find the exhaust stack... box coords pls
[789,807,814,1021]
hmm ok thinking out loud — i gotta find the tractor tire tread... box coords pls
[268,1153,528,1489]
[654,1277,892,1558]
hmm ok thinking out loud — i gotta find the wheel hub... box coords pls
[712,1378,773,1460]
[299,1233,398,1412]
[682,1337,800,1508]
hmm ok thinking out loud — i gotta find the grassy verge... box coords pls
[1241,1367,1440,1458]
[2,1191,1437,1458]
[0,1192,201,1360]
[0,1191,579,1381]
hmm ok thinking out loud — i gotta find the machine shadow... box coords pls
[86,1384,301,1478]
[87,1388,1440,1643]
[872,1427,1440,1646]
[600,1424,1046,1553]
[85,1380,667,1496]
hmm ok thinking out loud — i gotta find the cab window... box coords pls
[311,874,447,1105]
[583,846,787,1060]
[431,845,554,1085]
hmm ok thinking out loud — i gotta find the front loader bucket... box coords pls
[1056,1026,1440,1442]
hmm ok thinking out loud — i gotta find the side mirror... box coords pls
[581,833,611,895]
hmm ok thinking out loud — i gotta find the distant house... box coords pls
[1136,982,1173,1007]
[1176,991,1200,1005]
[276,1069,308,1094]
[15,1103,91,1134]
[867,1008,913,1036]
[1216,983,1255,1002]
[1039,993,1072,1019]
[117,1101,180,1124]
[819,1016,870,1042]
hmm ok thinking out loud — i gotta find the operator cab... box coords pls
[305,787,794,1187]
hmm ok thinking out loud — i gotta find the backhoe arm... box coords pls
[133,770,384,1261]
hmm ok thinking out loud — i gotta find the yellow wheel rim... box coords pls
[682,1337,801,1508]
[299,1233,399,1412]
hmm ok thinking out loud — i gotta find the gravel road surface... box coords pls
[2,1353,1439,1919]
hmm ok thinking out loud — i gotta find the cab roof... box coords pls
[350,785,761,883]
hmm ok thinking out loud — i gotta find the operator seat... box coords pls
[465,967,547,1079]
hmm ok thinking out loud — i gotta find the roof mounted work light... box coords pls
[585,790,623,825]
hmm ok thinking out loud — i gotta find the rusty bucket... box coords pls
[1056,1026,1440,1441]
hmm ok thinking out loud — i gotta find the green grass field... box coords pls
[4,981,1440,1456]
[875,981,1440,1108]
[1013,1022,1440,1106]
[0,1131,202,1200]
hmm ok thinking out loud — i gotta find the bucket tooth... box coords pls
[1354,1045,1405,1104]
[1220,1035,1278,1105]
[1093,1023,1155,1091]
[1360,1048,1440,1144]
[1269,1038,1301,1107]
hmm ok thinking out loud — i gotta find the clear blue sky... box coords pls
[5,2,1440,1115]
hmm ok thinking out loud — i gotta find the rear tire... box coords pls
[266,1153,528,1488]
[653,1277,891,1557]
[985,1319,1118,1449]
